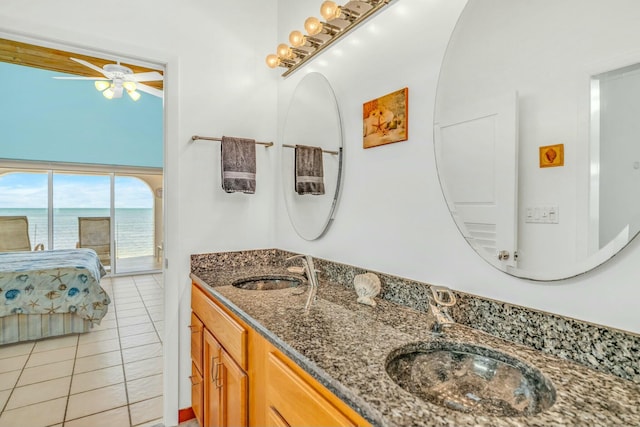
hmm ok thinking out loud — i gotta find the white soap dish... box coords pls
[354,272,381,307]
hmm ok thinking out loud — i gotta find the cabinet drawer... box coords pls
[266,351,357,427]
[191,362,203,427]
[190,312,204,373]
[192,285,247,370]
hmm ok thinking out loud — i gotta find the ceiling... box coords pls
[0,38,164,90]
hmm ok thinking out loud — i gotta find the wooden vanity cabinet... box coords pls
[192,285,248,427]
[190,313,204,426]
[259,338,366,427]
[191,281,369,427]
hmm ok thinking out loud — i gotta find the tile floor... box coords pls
[0,273,164,427]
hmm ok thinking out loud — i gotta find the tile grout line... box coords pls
[60,333,81,427]
[0,341,35,417]
[112,277,135,427]
[133,275,164,344]
[129,275,164,426]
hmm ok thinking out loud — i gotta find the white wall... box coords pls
[273,0,640,336]
[0,0,279,423]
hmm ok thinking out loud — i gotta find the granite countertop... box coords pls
[191,267,640,427]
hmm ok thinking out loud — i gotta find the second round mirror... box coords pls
[281,72,343,241]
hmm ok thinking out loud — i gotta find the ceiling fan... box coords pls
[53,57,163,101]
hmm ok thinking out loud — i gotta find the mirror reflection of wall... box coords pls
[593,63,640,249]
[434,0,640,280]
[282,72,343,241]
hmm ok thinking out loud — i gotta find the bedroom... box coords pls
[0,40,165,426]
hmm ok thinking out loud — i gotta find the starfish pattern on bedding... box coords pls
[46,302,61,314]
[48,270,69,283]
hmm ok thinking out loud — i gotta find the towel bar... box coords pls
[191,135,273,147]
[282,144,339,155]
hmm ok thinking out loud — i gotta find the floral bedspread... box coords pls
[0,249,110,324]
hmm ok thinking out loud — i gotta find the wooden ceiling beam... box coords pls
[0,38,164,90]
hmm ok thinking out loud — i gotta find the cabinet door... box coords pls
[266,352,356,427]
[220,348,248,427]
[191,362,204,427]
[204,329,222,427]
[204,328,248,427]
[191,312,204,373]
[267,406,290,427]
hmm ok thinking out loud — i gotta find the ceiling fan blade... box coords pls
[70,57,110,77]
[52,76,110,80]
[130,71,163,82]
[136,83,164,99]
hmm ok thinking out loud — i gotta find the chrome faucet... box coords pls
[286,254,319,312]
[429,285,457,334]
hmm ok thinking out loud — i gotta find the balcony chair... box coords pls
[76,216,111,267]
[0,216,44,252]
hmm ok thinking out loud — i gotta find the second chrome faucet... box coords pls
[286,254,319,312]
[429,285,457,334]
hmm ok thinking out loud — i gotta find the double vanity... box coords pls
[190,249,640,427]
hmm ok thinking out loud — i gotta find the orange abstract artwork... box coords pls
[539,144,564,168]
[363,88,408,149]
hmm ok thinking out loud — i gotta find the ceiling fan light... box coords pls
[127,90,141,101]
[94,80,110,91]
[102,87,115,99]
[122,81,137,92]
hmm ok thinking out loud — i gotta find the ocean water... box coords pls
[0,208,154,258]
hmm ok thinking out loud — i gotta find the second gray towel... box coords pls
[295,145,325,195]
[221,136,256,194]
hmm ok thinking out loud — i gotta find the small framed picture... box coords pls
[539,144,564,168]
[363,87,408,149]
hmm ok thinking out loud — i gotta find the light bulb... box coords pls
[265,54,280,68]
[320,1,341,20]
[288,31,306,48]
[94,80,110,91]
[304,17,323,36]
[127,90,141,101]
[277,43,293,59]
[102,87,115,99]
[122,81,137,92]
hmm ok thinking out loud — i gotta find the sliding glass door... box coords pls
[0,165,162,275]
[0,169,49,250]
[53,172,112,253]
[114,175,158,273]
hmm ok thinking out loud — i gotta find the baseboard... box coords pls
[178,407,195,423]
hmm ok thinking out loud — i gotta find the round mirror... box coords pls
[282,72,343,240]
[434,0,640,280]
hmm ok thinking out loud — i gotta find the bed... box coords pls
[0,248,110,345]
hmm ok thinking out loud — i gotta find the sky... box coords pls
[0,172,153,209]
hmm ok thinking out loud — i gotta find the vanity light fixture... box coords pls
[266,0,394,77]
